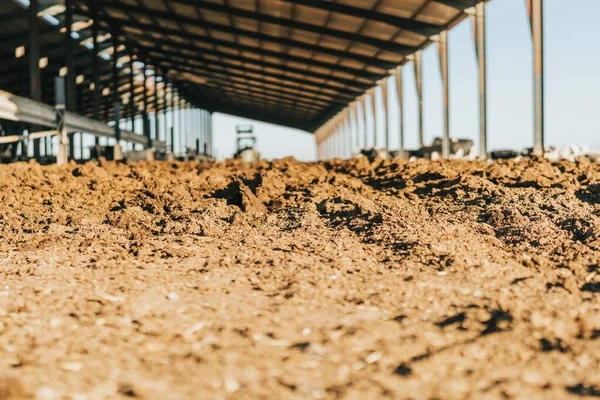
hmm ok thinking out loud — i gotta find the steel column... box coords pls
[345,110,352,158]
[174,91,180,154]
[154,72,159,143]
[395,66,405,158]
[208,111,214,157]
[531,0,545,155]
[359,96,367,149]
[414,50,424,148]
[438,31,450,159]
[475,3,488,159]
[143,64,150,147]
[369,88,377,148]
[112,27,121,144]
[163,83,168,143]
[380,79,389,151]
[29,0,42,160]
[55,77,68,166]
[129,54,135,134]
[65,0,75,158]
[91,4,100,146]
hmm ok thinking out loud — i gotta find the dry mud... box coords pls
[0,157,600,399]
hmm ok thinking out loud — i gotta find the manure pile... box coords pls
[0,157,599,399]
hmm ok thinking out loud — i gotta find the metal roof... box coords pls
[0,0,483,132]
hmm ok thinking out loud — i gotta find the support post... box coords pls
[30,0,42,160]
[208,111,213,158]
[91,3,100,146]
[65,0,76,159]
[395,66,405,158]
[154,70,160,144]
[414,50,424,148]
[113,102,123,160]
[529,0,545,155]
[359,96,367,150]
[143,64,150,148]
[112,28,122,159]
[129,53,135,135]
[380,79,389,152]
[474,3,488,159]
[369,88,377,148]
[163,84,168,143]
[438,31,450,159]
[352,102,359,154]
[55,78,68,166]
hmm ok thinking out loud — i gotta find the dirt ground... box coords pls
[0,156,599,400]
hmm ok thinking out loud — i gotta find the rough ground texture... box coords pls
[0,157,600,400]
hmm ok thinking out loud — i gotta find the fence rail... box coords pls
[0,89,166,152]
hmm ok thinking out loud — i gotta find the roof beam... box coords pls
[144,47,360,97]
[169,0,417,54]
[433,0,483,10]
[145,52,354,102]
[278,0,441,36]
[123,31,372,89]
[100,2,398,70]
[93,18,383,81]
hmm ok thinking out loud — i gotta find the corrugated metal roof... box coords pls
[0,0,483,132]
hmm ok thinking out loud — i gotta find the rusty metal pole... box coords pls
[395,66,405,158]
[474,3,488,159]
[438,31,450,159]
[531,0,545,155]
[29,0,41,160]
[414,50,424,148]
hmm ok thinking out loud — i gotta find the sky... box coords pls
[211,0,600,161]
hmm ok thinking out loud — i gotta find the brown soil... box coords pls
[1,157,600,399]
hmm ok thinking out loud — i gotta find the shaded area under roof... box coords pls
[0,0,483,132]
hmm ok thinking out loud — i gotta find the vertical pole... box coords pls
[154,72,160,144]
[202,111,207,156]
[174,90,180,154]
[352,102,359,153]
[369,88,377,148]
[380,79,389,152]
[178,97,183,155]
[65,0,76,159]
[55,78,68,166]
[91,4,100,146]
[143,64,150,148]
[208,112,213,158]
[29,0,42,160]
[531,0,545,155]
[414,50,424,148]
[395,66,405,158]
[129,53,135,135]
[438,31,450,159]
[475,3,488,159]
[345,111,350,157]
[163,83,168,143]
[112,28,122,159]
[168,84,174,154]
[360,96,367,150]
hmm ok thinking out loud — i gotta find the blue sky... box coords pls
[214,0,600,161]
